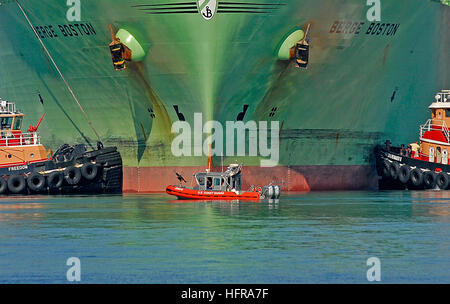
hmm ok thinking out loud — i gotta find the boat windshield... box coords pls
[195,173,206,186]
[13,116,23,130]
[0,117,12,130]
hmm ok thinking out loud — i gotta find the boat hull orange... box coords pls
[166,185,260,200]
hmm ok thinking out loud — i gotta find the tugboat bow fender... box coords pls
[81,163,98,181]
[410,168,424,187]
[390,162,400,179]
[0,178,7,194]
[398,165,411,184]
[437,172,450,190]
[48,171,64,189]
[423,171,437,189]
[382,159,392,177]
[7,175,26,194]
[27,173,46,192]
[65,166,82,185]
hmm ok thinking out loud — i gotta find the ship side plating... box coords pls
[0,0,448,191]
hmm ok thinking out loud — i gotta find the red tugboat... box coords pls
[166,164,281,200]
[377,90,450,190]
[0,98,122,195]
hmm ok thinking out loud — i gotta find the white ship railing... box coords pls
[443,120,450,142]
[420,119,450,143]
[0,101,17,114]
[0,132,40,147]
[420,119,432,137]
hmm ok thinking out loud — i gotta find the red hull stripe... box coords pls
[166,185,260,200]
[0,158,49,169]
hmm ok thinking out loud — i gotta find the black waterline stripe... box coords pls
[145,11,198,14]
[138,6,198,11]
[217,6,277,9]
[219,2,285,6]
[217,10,272,13]
[132,2,196,7]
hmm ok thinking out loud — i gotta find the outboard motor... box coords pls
[262,185,282,199]
[273,185,281,199]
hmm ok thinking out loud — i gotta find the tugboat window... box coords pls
[445,109,450,117]
[13,117,23,130]
[0,117,12,130]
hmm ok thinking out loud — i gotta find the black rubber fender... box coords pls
[389,162,400,180]
[65,166,82,185]
[410,168,424,187]
[81,163,98,181]
[423,171,437,189]
[27,173,46,192]
[436,172,449,190]
[48,171,64,189]
[398,165,411,184]
[0,177,7,194]
[382,160,391,177]
[7,175,26,194]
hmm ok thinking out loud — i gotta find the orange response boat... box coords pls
[166,164,281,200]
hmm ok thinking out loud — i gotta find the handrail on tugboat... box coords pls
[0,132,40,147]
[420,119,450,143]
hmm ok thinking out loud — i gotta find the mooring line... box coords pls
[16,0,102,145]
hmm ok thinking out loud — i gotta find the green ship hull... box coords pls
[0,0,448,191]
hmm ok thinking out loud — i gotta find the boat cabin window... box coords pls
[0,117,12,130]
[206,177,212,190]
[13,117,23,130]
[446,109,450,118]
[214,178,221,187]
